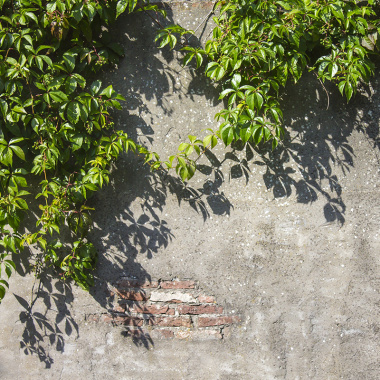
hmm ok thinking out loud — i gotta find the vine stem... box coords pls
[314,72,330,110]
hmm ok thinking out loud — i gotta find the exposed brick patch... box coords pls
[198,295,215,303]
[178,305,223,315]
[94,278,241,340]
[127,303,170,314]
[148,316,192,327]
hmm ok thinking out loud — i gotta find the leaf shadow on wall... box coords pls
[187,70,380,227]
[9,269,78,368]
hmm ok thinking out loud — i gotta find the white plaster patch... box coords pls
[150,291,196,303]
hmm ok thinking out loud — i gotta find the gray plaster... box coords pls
[0,2,379,379]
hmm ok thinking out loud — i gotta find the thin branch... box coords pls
[314,72,330,110]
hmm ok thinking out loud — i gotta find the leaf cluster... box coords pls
[0,0,163,301]
[160,0,380,181]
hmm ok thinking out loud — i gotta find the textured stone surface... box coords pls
[0,2,379,380]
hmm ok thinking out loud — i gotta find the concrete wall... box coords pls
[0,2,379,379]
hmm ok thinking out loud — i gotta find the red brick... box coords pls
[198,295,215,303]
[116,290,147,301]
[101,314,144,326]
[117,278,158,289]
[128,304,169,314]
[148,316,191,327]
[167,308,175,315]
[150,329,175,339]
[177,305,223,315]
[160,280,195,289]
[175,330,222,340]
[198,316,240,327]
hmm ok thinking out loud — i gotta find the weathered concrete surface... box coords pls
[0,2,379,379]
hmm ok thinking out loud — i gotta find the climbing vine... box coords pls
[0,0,189,301]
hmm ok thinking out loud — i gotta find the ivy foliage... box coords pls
[0,0,171,302]
[159,0,380,182]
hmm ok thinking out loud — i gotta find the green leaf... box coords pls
[0,283,6,300]
[12,106,27,114]
[331,63,338,78]
[169,34,177,49]
[219,89,234,99]
[16,197,28,209]
[46,2,56,13]
[1,147,13,166]
[100,85,113,98]
[158,34,170,48]
[195,53,203,68]
[41,55,53,67]
[63,53,76,72]
[231,74,241,90]
[345,82,353,101]
[73,7,84,22]
[79,103,88,122]
[90,80,102,95]
[215,66,225,81]
[67,101,80,124]
[183,52,195,66]
[116,0,128,18]
[338,81,346,96]
[203,135,212,147]
[220,124,234,146]
[211,136,218,149]
[35,56,43,71]
[240,127,252,143]
[0,99,8,116]
[72,135,83,151]
[65,76,78,94]
[50,91,68,103]
[10,145,25,160]
[72,74,86,88]
[246,92,263,111]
